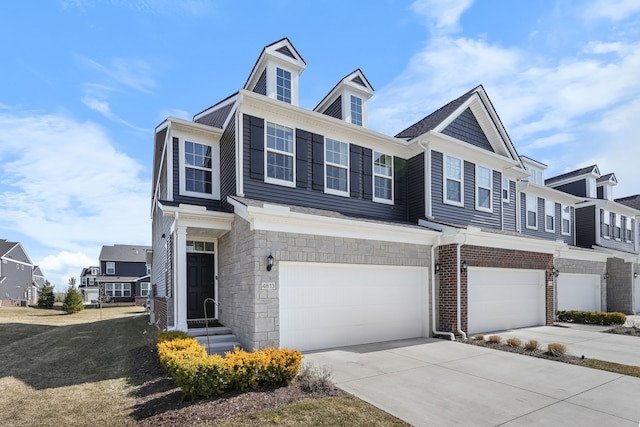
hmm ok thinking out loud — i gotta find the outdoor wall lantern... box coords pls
[634,272,638,279]
[266,253,274,272]
[604,272,609,280]
[434,262,441,275]
[460,260,468,273]
[551,266,560,277]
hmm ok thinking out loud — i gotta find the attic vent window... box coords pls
[276,67,291,103]
[350,95,363,126]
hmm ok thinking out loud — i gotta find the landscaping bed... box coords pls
[462,338,583,365]
[605,325,640,337]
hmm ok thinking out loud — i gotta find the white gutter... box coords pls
[455,233,468,339]
[431,236,455,340]
[418,140,432,218]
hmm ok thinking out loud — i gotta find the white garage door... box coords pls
[279,262,429,351]
[634,278,640,314]
[468,267,545,334]
[557,273,601,312]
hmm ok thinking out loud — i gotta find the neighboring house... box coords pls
[148,38,636,354]
[0,239,46,306]
[547,166,640,314]
[79,266,100,303]
[94,245,151,305]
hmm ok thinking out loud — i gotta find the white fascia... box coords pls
[516,181,584,206]
[5,243,33,266]
[227,198,439,246]
[437,226,563,255]
[579,199,640,218]
[159,203,234,233]
[590,245,640,263]
[556,245,611,263]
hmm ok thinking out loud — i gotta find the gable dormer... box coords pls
[314,69,374,128]
[244,38,306,106]
[596,173,617,200]
[520,156,547,185]
[545,165,600,198]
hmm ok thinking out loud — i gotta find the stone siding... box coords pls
[607,257,634,314]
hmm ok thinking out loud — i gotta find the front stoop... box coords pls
[188,326,241,356]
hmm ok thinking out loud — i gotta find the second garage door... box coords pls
[279,262,429,351]
[468,267,546,334]
[557,273,601,312]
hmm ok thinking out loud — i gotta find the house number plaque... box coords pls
[261,282,276,290]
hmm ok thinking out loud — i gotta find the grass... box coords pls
[580,359,640,378]
[210,395,409,427]
[0,306,410,426]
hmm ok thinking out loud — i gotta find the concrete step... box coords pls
[204,340,242,356]
[187,326,232,337]
[194,332,241,356]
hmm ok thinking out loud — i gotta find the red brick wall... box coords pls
[153,297,168,331]
[438,244,554,335]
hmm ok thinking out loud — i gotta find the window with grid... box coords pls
[601,210,610,238]
[561,205,571,235]
[266,122,294,184]
[502,178,510,202]
[373,151,393,202]
[625,217,633,242]
[325,139,349,195]
[476,166,492,211]
[350,95,363,126]
[526,194,537,229]
[545,200,555,232]
[276,67,291,103]
[445,155,463,205]
[614,213,622,240]
[140,282,150,297]
[106,262,115,275]
[185,141,213,194]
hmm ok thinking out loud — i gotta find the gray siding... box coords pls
[597,208,636,252]
[323,95,342,120]
[0,260,33,299]
[220,112,237,211]
[253,68,267,95]
[430,151,501,229]
[502,180,517,231]
[151,207,174,299]
[441,108,493,152]
[519,194,574,244]
[242,115,408,222]
[195,103,233,128]
[407,153,425,222]
[159,150,168,200]
[575,205,596,248]
[555,179,587,197]
[100,261,147,278]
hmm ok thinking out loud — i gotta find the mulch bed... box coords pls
[462,338,584,364]
[605,325,640,337]
[128,345,344,426]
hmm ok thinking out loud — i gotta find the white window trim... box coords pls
[324,138,349,197]
[545,200,555,233]
[625,217,633,243]
[349,95,363,126]
[475,165,492,213]
[561,205,571,236]
[105,283,131,297]
[342,89,368,127]
[106,262,115,275]
[444,155,464,207]
[526,194,538,230]
[264,122,296,188]
[266,62,299,105]
[502,178,510,202]
[602,209,611,239]
[373,151,394,205]
[179,139,221,200]
[275,66,292,103]
[140,282,151,297]
[614,213,622,241]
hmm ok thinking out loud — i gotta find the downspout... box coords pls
[431,237,455,340]
[456,232,469,339]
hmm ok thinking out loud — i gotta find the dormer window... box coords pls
[350,95,363,126]
[529,168,543,185]
[276,67,292,103]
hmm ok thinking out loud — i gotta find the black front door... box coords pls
[187,253,215,319]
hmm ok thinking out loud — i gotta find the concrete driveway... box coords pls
[303,337,640,426]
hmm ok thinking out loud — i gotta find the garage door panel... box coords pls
[279,262,428,351]
[468,268,545,334]
[557,273,601,312]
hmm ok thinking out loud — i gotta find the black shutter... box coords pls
[350,144,362,198]
[312,133,324,191]
[394,157,406,206]
[296,129,310,188]
[363,147,373,200]
[249,116,264,180]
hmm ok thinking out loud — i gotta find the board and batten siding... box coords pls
[575,205,596,248]
[430,151,501,229]
[519,194,574,244]
[407,152,425,222]
[242,114,409,221]
[441,108,494,152]
[219,113,237,211]
[553,179,587,197]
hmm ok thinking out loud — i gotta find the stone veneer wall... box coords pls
[607,257,634,314]
[438,244,554,335]
[217,215,431,350]
[555,258,606,312]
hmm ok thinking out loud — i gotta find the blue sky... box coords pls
[1,0,639,289]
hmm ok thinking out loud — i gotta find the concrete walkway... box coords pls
[304,337,640,426]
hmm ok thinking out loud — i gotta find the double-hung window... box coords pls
[526,194,537,229]
[561,205,571,235]
[185,141,213,194]
[545,200,555,232]
[106,262,115,275]
[601,210,610,238]
[614,213,622,240]
[475,165,492,212]
[445,155,463,206]
[265,122,295,185]
[325,139,349,195]
[350,95,363,126]
[105,283,131,297]
[373,151,393,203]
[140,282,150,297]
[276,67,292,103]
[502,178,510,202]
[625,217,633,242]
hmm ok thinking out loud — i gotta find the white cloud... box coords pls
[0,109,151,278]
[582,0,640,22]
[77,56,155,94]
[410,0,474,34]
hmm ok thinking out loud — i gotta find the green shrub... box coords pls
[260,347,303,386]
[524,340,539,351]
[557,310,626,325]
[172,355,230,399]
[506,337,522,347]
[488,335,502,344]
[37,282,55,309]
[547,343,566,357]
[224,347,262,391]
[157,330,190,344]
[62,282,84,314]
